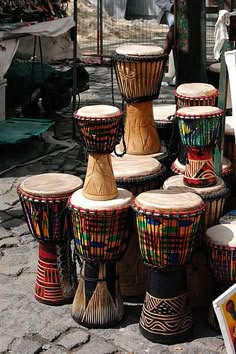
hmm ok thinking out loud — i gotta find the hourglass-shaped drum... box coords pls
[112,45,168,155]
[74,105,124,201]
[176,106,223,187]
[17,173,83,305]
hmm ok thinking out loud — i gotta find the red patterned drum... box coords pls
[17,173,83,305]
[175,83,218,110]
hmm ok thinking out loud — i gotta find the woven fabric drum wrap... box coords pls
[176,107,222,148]
[139,269,192,344]
[68,188,133,263]
[73,107,124,154]
[206,224,236,288]
[112,46,168,103]
[175,83,218,110]
[17,173,83,305]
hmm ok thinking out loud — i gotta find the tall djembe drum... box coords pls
[70,105,133,328]
[112,45,168,155]
[17,173,83,305]
[176,106,223,187]
[132,190,205,343]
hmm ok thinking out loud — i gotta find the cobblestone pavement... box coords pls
[0,66,228,354]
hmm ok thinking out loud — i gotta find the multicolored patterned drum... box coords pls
[68,188,133,328]
[74,105,124,201]
[132,190,205,343]
[112,155,166,296]
[176,106,223,187]
[206,223,236,289]
[112,45,168,155]
[175,83,218,110]
[17,173,83,305]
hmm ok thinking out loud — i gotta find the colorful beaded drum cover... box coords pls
[132,190,204,270]
[17,173,83,305]
[132,189,204,344]
[175,83,218,110]
[112,45,168,103]
[176,106,223,187]
[73,105,124,154]
[206,224,236,288]
[68,188,133,263]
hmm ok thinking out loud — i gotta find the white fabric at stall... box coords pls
[225,49,236,140]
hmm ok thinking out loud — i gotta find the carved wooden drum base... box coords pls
[139,269,192,344]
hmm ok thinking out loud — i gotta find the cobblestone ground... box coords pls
[0,66,228,353]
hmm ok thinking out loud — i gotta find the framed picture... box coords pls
[213,284,236,354]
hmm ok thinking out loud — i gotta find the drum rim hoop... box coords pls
[68,200,132,214]
[112,52,168,62]
[176,111,223,119]
[131,203,205,217]
[17,185,70,202]
[206,237,236,250]
[174,88,219,99]
[115,165,166,184]
[73,111,123,121]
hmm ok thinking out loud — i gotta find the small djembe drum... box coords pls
[132,190,205,343]
[163,175,230,233]
[176,106,223,187]
[175,83,218,110]
[112,155,166,297]
[73,105,124,201]
[17,173,83,305]
[68,188,133,328]
[112,45,168,155]
[206,223,236,292]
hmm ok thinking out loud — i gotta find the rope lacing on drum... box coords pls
[114,118,126,157]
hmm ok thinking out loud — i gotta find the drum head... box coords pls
[176,83,217,97]
[74,105,121,119]
[69,188,133,210]
[19,173,83,197]
[225,115,235,136]
[163,175,225,196]
[112,155,162,179]
[153,104,176,123]
[135,189,203,212]
[206,223,236,247]
[176,106,222,117]
[115,44,164,56]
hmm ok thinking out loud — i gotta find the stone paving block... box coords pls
[0,236,19,248]
[39,321,79,342]
[43,345,68,354]
[0,211,12,223]
[1,217,24,229]
[57,329,90,350]
[11,223,29,237]
[72,336,119,354]
[0,226,13,240]
[0,334,15,352]
[7,205,24,218]
[0,201,11,212]
[9,337,43,354]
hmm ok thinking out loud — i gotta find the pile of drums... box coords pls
[16,43,235,346]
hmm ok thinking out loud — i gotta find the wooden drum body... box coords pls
[177,106,222,187]
[112,155,166,297]
[68,188,133,328]
[74,105,124,201]
[17,173,83,305]
[112,45,168,155]
[132,190,204,344]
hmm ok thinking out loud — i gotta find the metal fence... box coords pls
[77,0,219,63]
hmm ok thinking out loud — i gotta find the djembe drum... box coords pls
[175,83,218,110]
[176,106,223,187]
[17,173,83,305]
[73,105,124,201]
[112,155,166,297]
[68,188,133,328]
[132,190,205,343]
[206,223,236,291]
[112,45,168,155]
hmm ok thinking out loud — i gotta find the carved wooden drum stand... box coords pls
[176,106,223,187]
[112,45,168,155]
[17,173,83,305]
[132,190,205,343]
